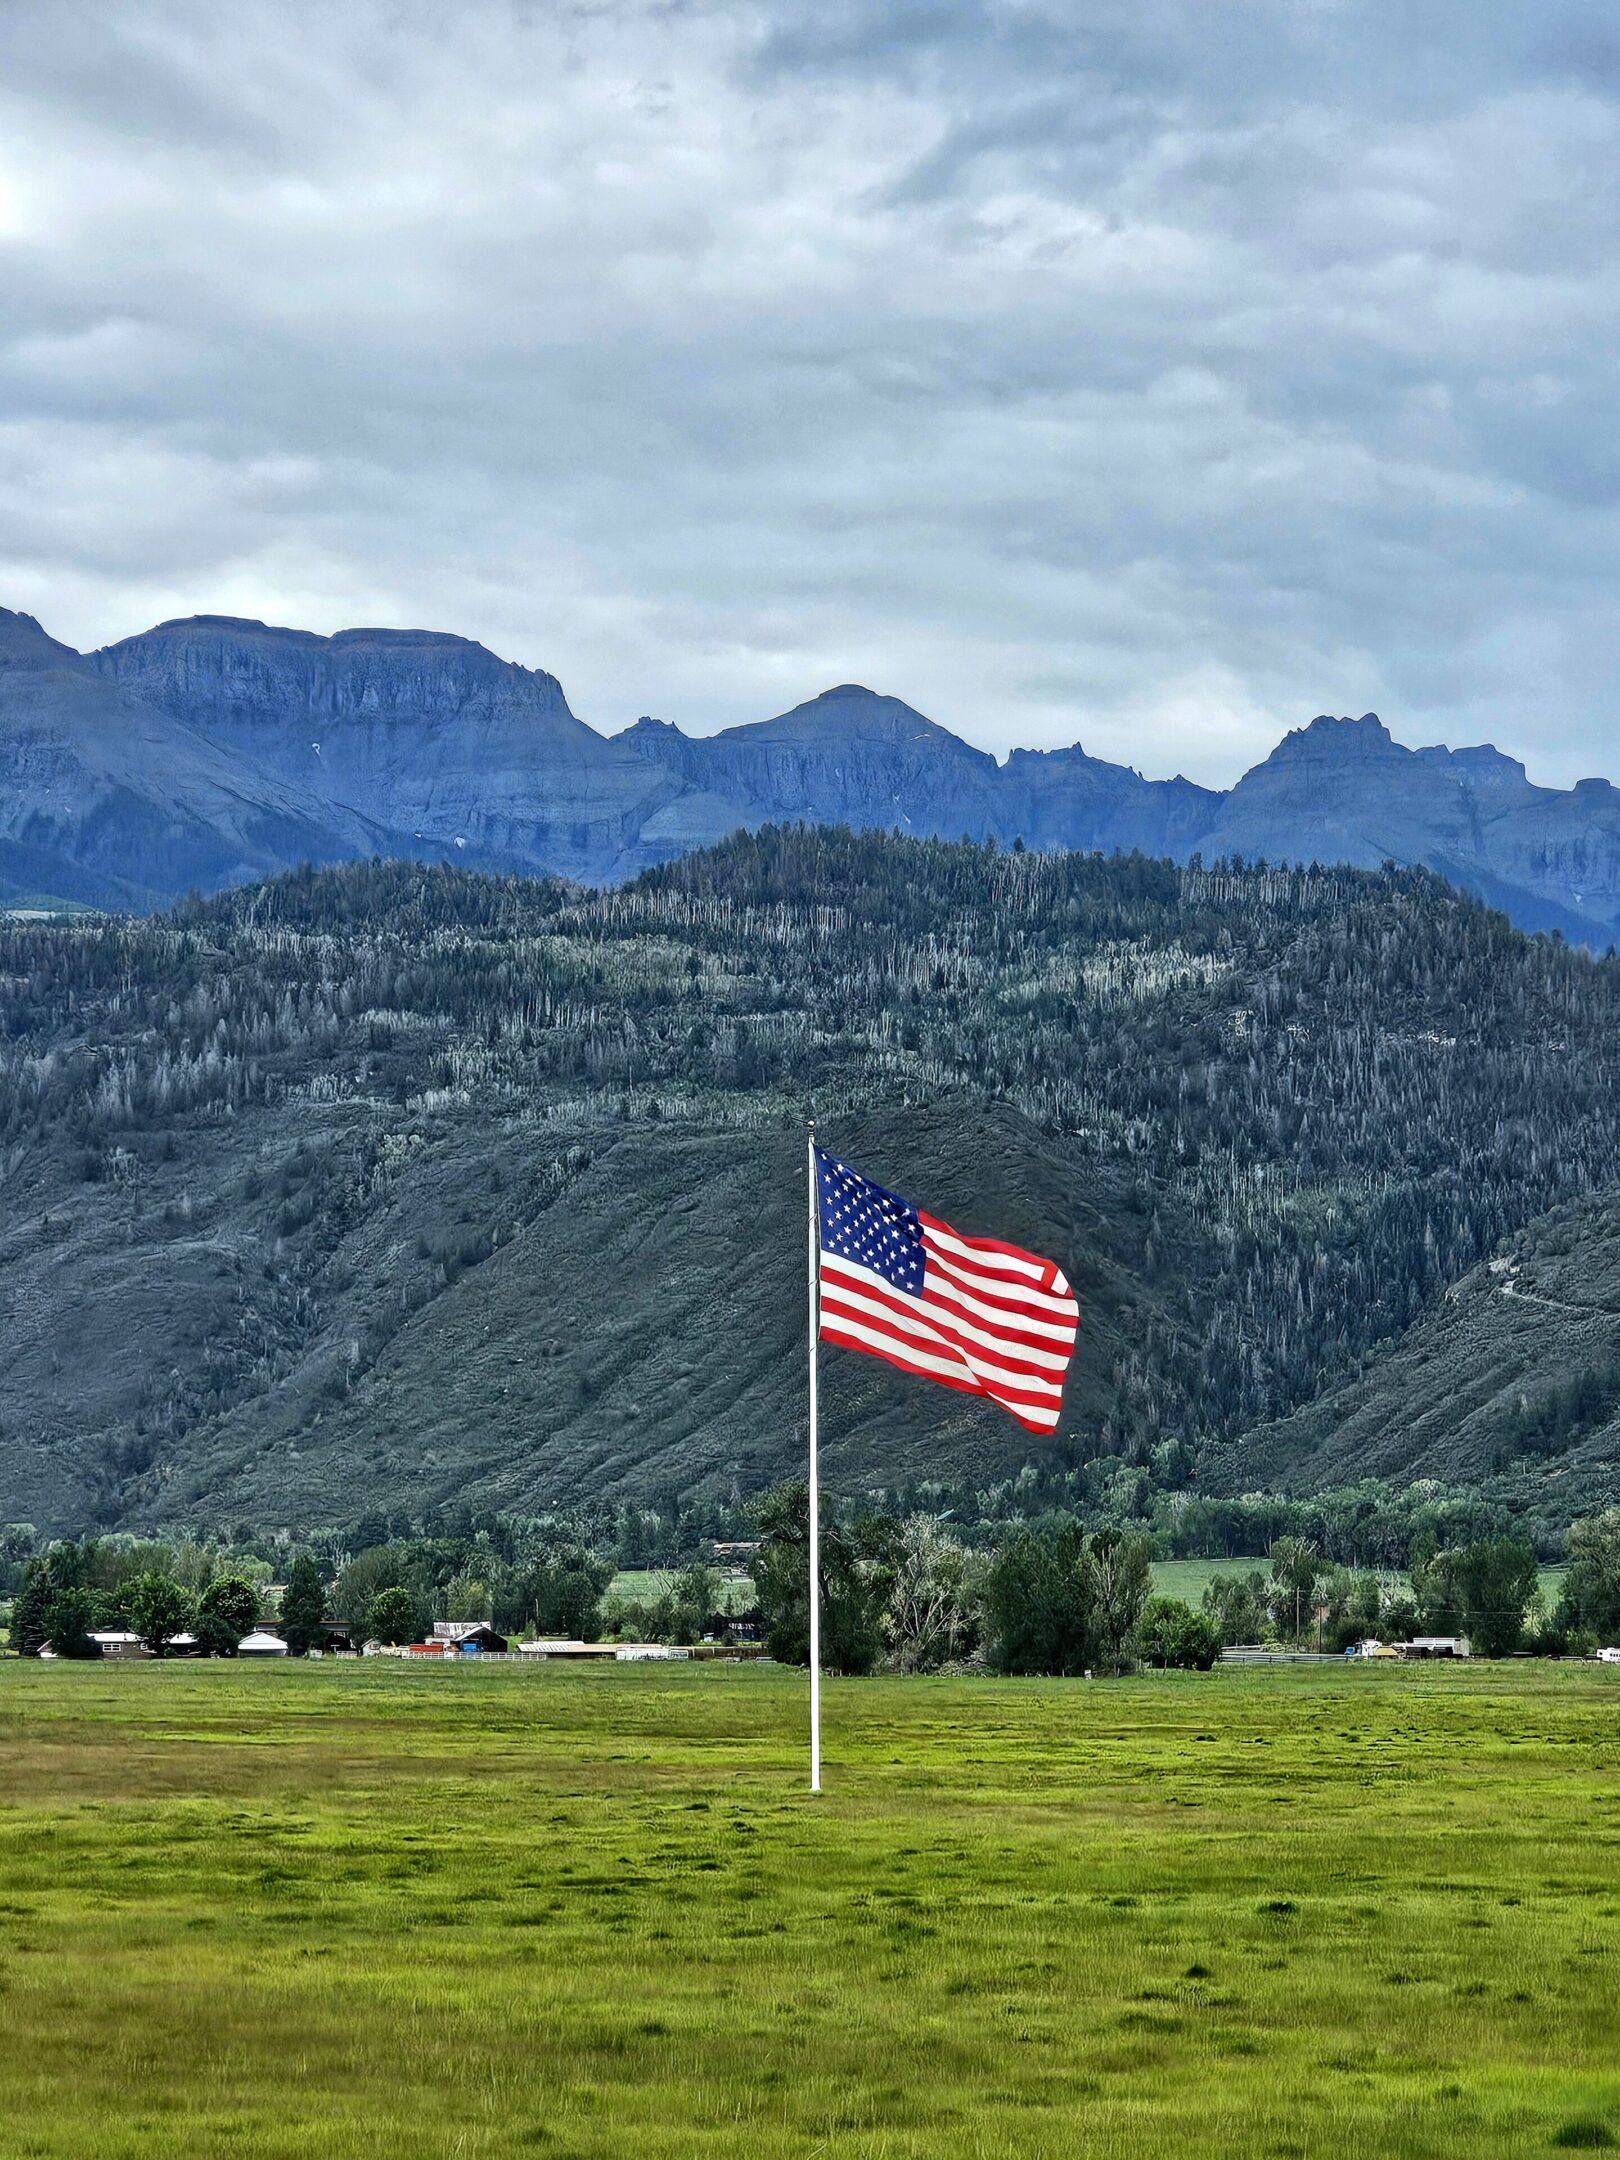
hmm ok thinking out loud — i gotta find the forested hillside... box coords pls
[1211,1189,1620,1539]
[3,831,1620,1535]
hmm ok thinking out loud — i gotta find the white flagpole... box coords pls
[806,1122,821,1794]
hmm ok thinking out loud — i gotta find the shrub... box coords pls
[752,1480,890,1675]
[126,1571,194,1656]
[368,1587,419,1645]
[982,1518,1092,1676]
[1139,1595,1221,1670]
[44,1585,99,1659]
[1559,1509,1620,1643]
[195,1575,261,1656]
[883,1517,982,1672]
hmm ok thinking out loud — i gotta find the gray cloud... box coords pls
[0,0,1616,783]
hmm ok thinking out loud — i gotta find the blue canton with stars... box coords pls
[815,1147,926,1295]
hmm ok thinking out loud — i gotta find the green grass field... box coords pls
[1150,1556,1266,1604]
[1150,1558,1568,1611]
[1,1660,1618,2158]
[607,1559,1570,1627]
[608,1567,755,1613]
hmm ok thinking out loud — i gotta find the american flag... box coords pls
[814,1147,1079,1434]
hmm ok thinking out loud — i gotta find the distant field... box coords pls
[1151,1555,1265,1603]
[618,1557,1567,1613]
[1153,1556,1568,1612]
[1,1658,1618,2156]
[609,1568,754,1612]
[614,1558,1258,1615]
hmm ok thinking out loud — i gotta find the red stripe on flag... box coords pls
[819,1318,1063,1434]
[820,1262,1069,1386]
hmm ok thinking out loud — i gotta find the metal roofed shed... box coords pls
[237,1631,289,1657]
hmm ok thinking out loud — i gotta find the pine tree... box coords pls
[11,1561,54,1657]
[279,1554,326,1657]
[44,1585,97,1660]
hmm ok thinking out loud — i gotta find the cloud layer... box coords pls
[2,0,1617,782]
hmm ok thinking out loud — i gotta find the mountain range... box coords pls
[5,606,1620,946]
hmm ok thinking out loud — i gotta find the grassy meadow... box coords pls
[608,1568,756,1613]
[1,1659,1618,2158]
[611,1557,1570,1613]
[1146,1557,1568,1611]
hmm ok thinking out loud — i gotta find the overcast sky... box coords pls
[2,1,1618,783]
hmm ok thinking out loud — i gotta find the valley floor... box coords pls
[0,1660,1617,2156]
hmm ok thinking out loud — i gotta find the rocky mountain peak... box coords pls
[4,600,1620,946]
[1272,712,1397,762]
[735,683,990,757]
[0,607,83,669]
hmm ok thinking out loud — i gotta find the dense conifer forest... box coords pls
[2,829,1619,1539]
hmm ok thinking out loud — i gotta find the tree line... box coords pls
[8,1503,1618,1665]
[747,1491,1620,1673]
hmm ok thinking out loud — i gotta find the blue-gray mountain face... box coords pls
[4,606,1619,944]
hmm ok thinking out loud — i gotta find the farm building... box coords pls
[1398,1637,1471,1659]
[89,1631,151,1660]
[237,1631,289,1657]
[430,1622,510,1654]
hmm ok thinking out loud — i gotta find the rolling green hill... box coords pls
[4,831,1620,1536]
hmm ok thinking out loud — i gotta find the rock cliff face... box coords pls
[1000,742,1220,858]
[0,609,385,908]
[93,617,674,884]
[1200,715,1620,944]
[4,605,1620,944]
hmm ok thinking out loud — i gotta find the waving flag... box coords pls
[813,1146,1079,1433]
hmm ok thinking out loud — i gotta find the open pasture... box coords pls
[1145,1557,1568,1610]
[0,1660,1617,2158]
